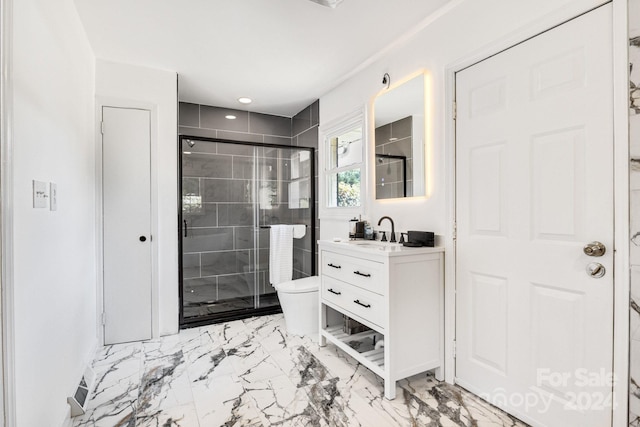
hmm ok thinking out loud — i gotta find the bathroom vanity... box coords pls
[318,240,444,399]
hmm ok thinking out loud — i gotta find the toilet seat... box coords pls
[273,276,319,293]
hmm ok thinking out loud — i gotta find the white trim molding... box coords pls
[1,0,16,424]
[611,0,630,425]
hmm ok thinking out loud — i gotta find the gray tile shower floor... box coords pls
[72,314,528,426]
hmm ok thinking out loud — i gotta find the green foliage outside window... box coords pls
[337,169,360,207]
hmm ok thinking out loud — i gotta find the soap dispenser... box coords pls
[364,223,373,240]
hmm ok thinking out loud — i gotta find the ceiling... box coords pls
[73,0,453,117]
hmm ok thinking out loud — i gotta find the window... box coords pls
[320,109,365,218]
[327,129,362,207]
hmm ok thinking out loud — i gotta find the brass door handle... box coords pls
[583,241,606,257]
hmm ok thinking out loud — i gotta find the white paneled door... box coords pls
[102,107,152,345]
[455,5,613,427]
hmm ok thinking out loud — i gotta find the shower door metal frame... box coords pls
[375,153,407,198]
[177,135,316,328]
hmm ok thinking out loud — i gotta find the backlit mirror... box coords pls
[374,73,425,199]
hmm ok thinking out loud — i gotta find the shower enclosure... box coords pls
[179,136,315,327]
[375,153,407,199]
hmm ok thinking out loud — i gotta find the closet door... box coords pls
[102,106,152,345]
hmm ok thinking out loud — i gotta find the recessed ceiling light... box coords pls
[225,115,237,120]
[238,97,252,104]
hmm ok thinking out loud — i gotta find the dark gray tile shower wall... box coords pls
[179,101,319,308]
[179,103,295,145]
[291,102,320,279]
[375,116,413,199]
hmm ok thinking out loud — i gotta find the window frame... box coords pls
[319,107,367,220]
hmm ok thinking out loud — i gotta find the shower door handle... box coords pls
[183,219,188,237]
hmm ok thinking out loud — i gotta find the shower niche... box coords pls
[179,136,315,326]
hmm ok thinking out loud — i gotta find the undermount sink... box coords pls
[345,241,401,251]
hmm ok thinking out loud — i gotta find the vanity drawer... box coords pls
[321,251,385,295]
[321,276,386,329]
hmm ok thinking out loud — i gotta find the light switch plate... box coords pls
[33,180,48,208]
[50,183,57,211]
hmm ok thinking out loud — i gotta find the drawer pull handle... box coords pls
[328,288,341,295]
[353,271,371,278]
[354,299,371,308]
[328,263,342,269]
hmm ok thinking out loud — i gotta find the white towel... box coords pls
[293,224,306,239]
[269,225,294,286]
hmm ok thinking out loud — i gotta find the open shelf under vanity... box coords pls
[321,324,385,377]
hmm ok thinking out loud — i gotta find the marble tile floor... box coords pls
[73,314,527,427]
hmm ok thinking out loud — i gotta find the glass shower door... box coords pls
[180,137,314,326]
[254,145,286,310]
[181,139,258,321]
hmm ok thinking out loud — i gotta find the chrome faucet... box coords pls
[377,216,396,243]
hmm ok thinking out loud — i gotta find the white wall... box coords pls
[13,0,96,425]
[95,59,179,336]
[319,0,604,240]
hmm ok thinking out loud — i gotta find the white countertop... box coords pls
[318,239,444,257]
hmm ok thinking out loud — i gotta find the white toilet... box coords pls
[273,276,320,337]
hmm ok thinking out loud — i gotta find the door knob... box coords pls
[139,236,147,242]
[583,241,605,257]
[586,262,605,278]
